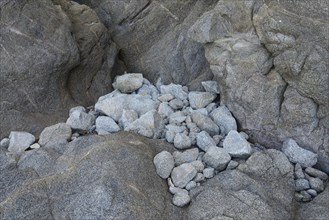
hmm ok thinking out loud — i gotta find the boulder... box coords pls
[39,123,72,147]
[8,131,35,154]
[223,131,252,158]
[112,73,143,93]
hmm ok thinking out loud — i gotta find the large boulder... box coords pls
[0,0,122,139]
[0,132,183,219]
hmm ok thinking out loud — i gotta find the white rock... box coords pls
[8,131,35,154]
[171,163,197,188]
[210,105,237,135]
[158,102,174,117]
[96,116,120,134]
[66,110,95,131]
[203,146,231,171]
[196,131,217,152]
[188,91,216,109]
[201,81,220,94]
[282,139,317,168]
[174,133,192,149]
[153,151,175,179]
[39,123,72,147]
[30,143,40,149]
[223,130,252,158]
[112,73,143,93]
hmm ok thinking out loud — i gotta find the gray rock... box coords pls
[295,179,310,191]
[282,139,318,168]
[185,181,197,191]
[153,151,175,179]
[295,191,312,202]
[309,177,324,193]
[299,186,329,219]
[212,135,223,145]
[158,102,174,117]
[126,110,164,138]
[196,131,217,152]
[39,123,72,147]
[226,160,239,170]
[112,73,143,93]
[201,81,220,94]
[294,163,305,179]
[69,106,86,115]
[190,160,205,172]
[239,132,249,140]
[306,189,318,197]
[210,105,237,135]
[160,84,188,101]
[158,94,175,102]
[165,125,187,134]
[165,131,176,143]
[8,131,35,154]
[206,103,217,113]
[193,108,208,116]
[171,163,197,188]
[118,109,138,129]
[203,146,231,171]
[66,110,95,131]
[169,111,186,124]
[137,84,159,100]
[173,148,199,166]
[188,91,217,109]
[203,167,214,179]
[29,143,40,149]
[191,112,219,136]
[172,189,191,207]
[174,133,192,150]
[223,131,252,158]
[169,99,184,110]
[95,93,159,121]
[305,167,328,181]
[194,173,205,183]
[95,116,120,134]
[0,138,10,148]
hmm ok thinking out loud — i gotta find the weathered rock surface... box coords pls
[39,123,72,147]
[8,131,35,154]
[0,132,183,219]
[112,73,143,93]
[223,131,252,158]
[153,151,175,179]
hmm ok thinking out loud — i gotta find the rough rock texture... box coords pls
[39,123,72,147]
[0,0,123,139]
[188,0,329,171]
[0,132,183,219]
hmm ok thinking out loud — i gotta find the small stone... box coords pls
[203,146,231,171]
[190,160,205,172]
[169,99,184,110]
[305,167,328,181]
[169,111,186,124]
[226,160,239,170]
[96,116,121,134]
[191,112,219,136]
[169,186,187,195]
[38,123,72,147]
[160,84,188,101]
[196,131,216,152]
[69,106,86,115]
[174,133,192,150]
[296,191,312,202]
[223,130,252,158]
[212,135,223,145]
[158,102,174,117]
[158,94,175,102]
[0,138,10,148]
[206,103,217,113]
[165,131,176,143]
[282,139,317,168]
[30,143,40,149]
[294,163,305,179]
[167,178,174,188]
[306,189,318,197]
[189,132,198,145]
[66,110,95,131]
[193,108,208,116]
[295,179,310,191]
[172,190,191,207]
[165,124,186,133]
[239,132,249,140]
[193,173,205,183]
[210,105,237,135]
[8,131,35,154]
[112,73,143,93]
[203,167,214,178]
[173,148,199,166]
[118,109,138,129]
[188,91,216,109]
[185,181,197,190]
[171,163,197,188]
[309,177,324,193]
[153,151,175,179]
[201,81,220,94]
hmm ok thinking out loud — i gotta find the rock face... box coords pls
[0,132,183,219]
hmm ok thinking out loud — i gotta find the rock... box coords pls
[226,160,239,170]
[66,110,95,131]
[173,148,199,166]
[294,163,305,179]
[118,109,138,129]
[306,189,318,197]
[295,179,310,191]
[95,116,120,134]
[188,92,216,109]
[172,189,191,207]
[169,99,184,110]
[8,131,35,154]
[193,173,205,183]
[223,131,252,158]
[190,160,205,172]
[282,139,318,168]
[174,133,192,150]
[239,132,249,140]
[206,103,217,113]
[295,191,312,202]
[166,125,187,134]
[210,106,237,135]
[185,181,197,191]
[203,146,231,171]
[203,167,214,179]
[166,131,176,143]
[158,94,175,102]
[153,151,175,179]
[39,123,72,147]
[95,93,159,121]
[160,84,188,101]
[201,81,220,94]
[126,110,164,139]
[191,112,219,136]
[171,163,197,188]
[0,138,9,148]
[169,111,186,124]
[0,132,182,219]
[305,167,328,181]
[112,73,143,93]
[69,106,86,115]
[309,177,324,193]
[137,84,159,100]
[196,131,217,152]
[158,102,174,117]
[30,143,40,149]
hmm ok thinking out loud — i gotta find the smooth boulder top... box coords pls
[112,73,143,93]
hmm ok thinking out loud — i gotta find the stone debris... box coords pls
[112,73,143,93]
[173,148,199,166]
[201,81,220,94]
[210,105,237,135]
[66,110,95,131]
[188,91,216,109]
[0,138,10,148]
[95,116,120,134]
[8,131,35,154]
[171,163,197,188]
[223,130,252,158]
[39,123,72,147]
[153,151,175,179]
[203,146,231,171]
[196,131,216,152]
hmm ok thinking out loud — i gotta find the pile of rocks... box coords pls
[0,73,327,208]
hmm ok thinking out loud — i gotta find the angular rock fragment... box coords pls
[112,73,143,93]
[201,81,220,94]
[188,91,216,109]
[171,163,197,188]
[160,84,188,101]
[223,131,252,158]
[158,102,174,117]
[191,112,219,136]
[203,146,231,170]
[173,148,199,166]
[66,110,95,131]
[295,179,310,191]
[119,110,138,129]
[305,167,328,181]
[196,131,217,152]
[8,131,35,154]
[174,133,192,150]
[203,167,214,178]
[309,177,324,193]
[153,151,175,179]
[172,189,191,207]
[39,123,72,147]
[95,116,120,134]
[210,105,237,135]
